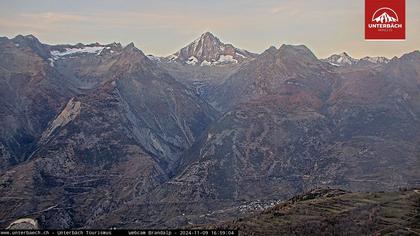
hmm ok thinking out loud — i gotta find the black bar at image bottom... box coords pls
[0,229,239,236]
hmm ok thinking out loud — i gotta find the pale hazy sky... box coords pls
[0,0,418,58]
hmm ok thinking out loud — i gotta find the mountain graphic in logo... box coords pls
[373,12,397,23]
[371,7,399,23]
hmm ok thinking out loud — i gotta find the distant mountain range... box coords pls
[0,33,419,232]
[146,32,392,68]
[321,52,390,67]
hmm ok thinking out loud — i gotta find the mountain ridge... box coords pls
[3,34,405,68]
[0,33,419,230]
[166,32,257,66]
[322,52,390,67]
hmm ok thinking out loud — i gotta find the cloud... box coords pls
[0,12,90,36]
[0,9,282,38]
[21,12,89,23]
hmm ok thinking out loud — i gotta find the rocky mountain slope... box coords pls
[0,35,74,170]
[0,35,218,228]
[165,48,420,201]
[154,32,254,111]
[80,48,420,229]
[208,44,335,111]
[0,34,419,230]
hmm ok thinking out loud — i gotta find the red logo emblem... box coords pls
[365,0,405,40]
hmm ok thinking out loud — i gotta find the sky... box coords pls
[0,0,419,58]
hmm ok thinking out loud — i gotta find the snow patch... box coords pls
[48,58,54,67]
[236,53,247,58]
[198,55,239,66]
[147,55,161,62]
[360,56,389,64]
[186,56,198,65]
[50,46,105,60]
[323,52,358,66]
[324,53,389,66]
[168,54,178,61]
[336,53,355,65]
[216,55,238,64]
[200,60,212,66]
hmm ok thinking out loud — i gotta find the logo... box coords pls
[365,0,405,40]
[372,8,398,23]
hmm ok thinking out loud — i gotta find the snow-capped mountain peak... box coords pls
[167,32,256,66]
[322,52,358,66]
[322,52,389,67]
[359,56,390,64]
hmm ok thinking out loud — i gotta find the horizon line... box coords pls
[3,32,418,60]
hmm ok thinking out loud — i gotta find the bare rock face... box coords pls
[7,218,39,229]
[40,98,81,142]
[167,32,256,66]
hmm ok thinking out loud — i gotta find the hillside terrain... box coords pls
[0,33,419,230]
[209,188,420,236]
